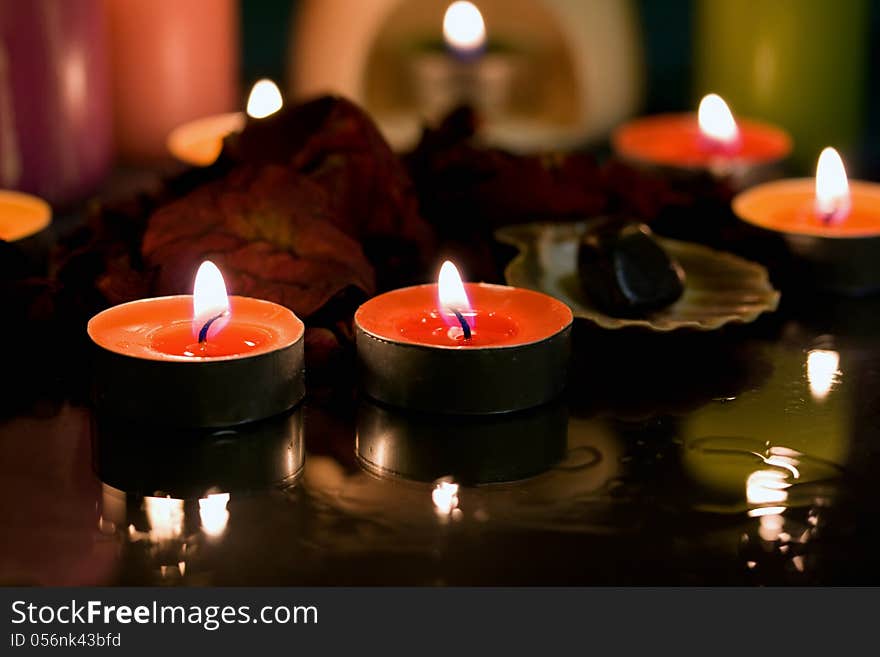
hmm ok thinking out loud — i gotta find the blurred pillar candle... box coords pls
[104,0,240,162]
[0,0,112,205]
[694,0,869,172]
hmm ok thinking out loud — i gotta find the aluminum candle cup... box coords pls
[88,295,305,427]
[93,406,305,498]
[356,399,568,484]
[355,264,573,414]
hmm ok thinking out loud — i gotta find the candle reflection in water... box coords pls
[443,2,486,55]
[738,444,837,581]
[94,405,304,583]
[199,492,231,538]
[245,79,283,120]
[807,349,841,402]
[815,147,851,221]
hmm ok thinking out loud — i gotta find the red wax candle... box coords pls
[87,261,305,426]
[733,147,880,294]
[359,284,569,349]
[613,94,791,187]
[89,296,301,361]
[355,261,573,414]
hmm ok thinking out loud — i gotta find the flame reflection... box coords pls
[807,349,841,401]
[815,147,851,221]
[199,492,231,538]
[432,479,460,517]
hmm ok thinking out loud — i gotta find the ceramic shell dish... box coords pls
[496,221,780,331]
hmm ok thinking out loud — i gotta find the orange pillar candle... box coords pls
[733,148,880,294]
[88,261,305,426]
[613,94,792,189]
[355,261,573,414]
[104,0,240,162]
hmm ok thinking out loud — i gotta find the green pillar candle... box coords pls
[694,0,869,173]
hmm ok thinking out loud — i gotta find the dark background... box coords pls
[242,0,880,175]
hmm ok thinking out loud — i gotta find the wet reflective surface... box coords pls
[2,290,880,585]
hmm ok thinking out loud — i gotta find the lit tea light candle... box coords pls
[166,79,283,167]
[612,93,792,188]
[354,260,572,414]
[733,147,880,293]
[0,190,53,275]
[88,260,305,426]
[0,190,52,243]
[409,1,521,123]
[356,398,567,484]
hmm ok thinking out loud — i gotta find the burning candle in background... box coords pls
[88,260,305,426]
[0,189,52,275]
[167,78,283,167]
[733,147,880,294]
[807,349,841,402]
[354,260,572,414]
[409,1,522,123]
[694,0,869,172]
[245,79,283,119]
[612,92,791,189]
[0,190,51,243]
[356,398,568,485]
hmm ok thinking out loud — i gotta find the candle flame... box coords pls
[815,147,851,221]
[438,260,472,319]
[193,261,230,341]
[443,1,486,54]
[246,79,283,119]
[807,349,840,401]
[697,93,739,146]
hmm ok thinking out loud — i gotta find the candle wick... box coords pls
[198,311,228,344]
[452,309,472,340]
